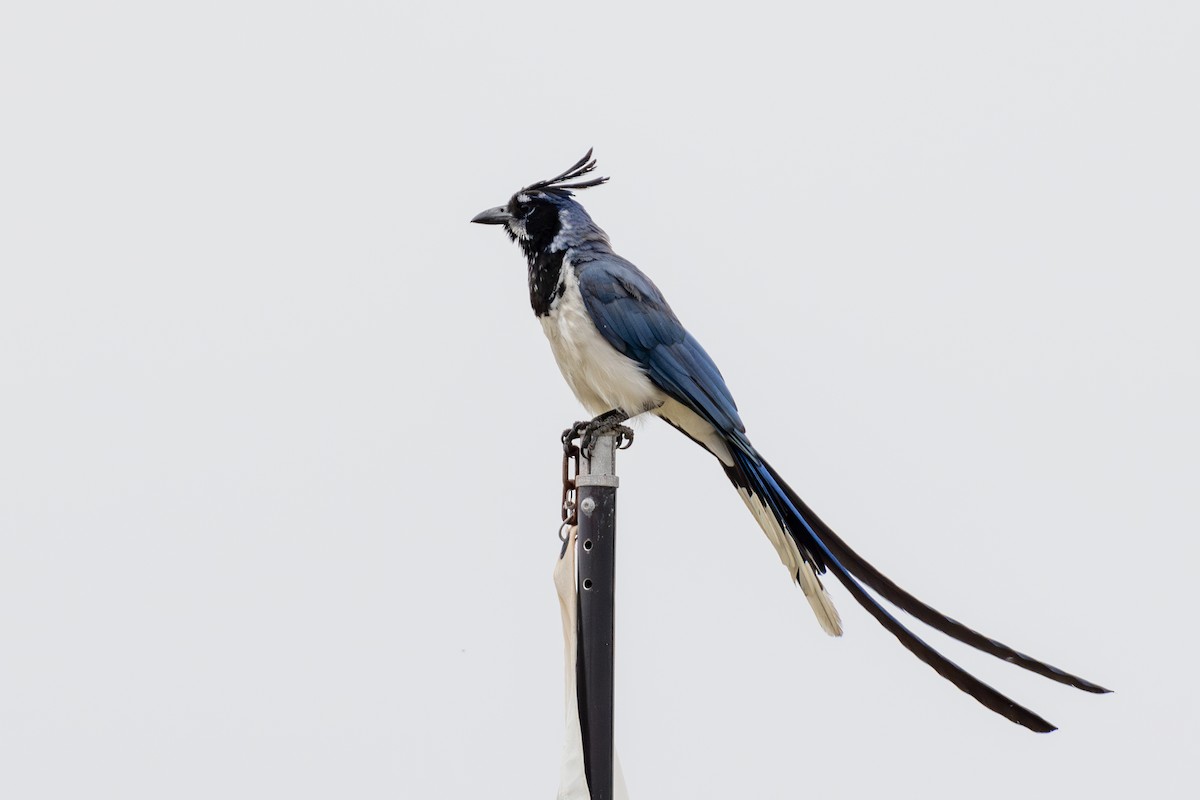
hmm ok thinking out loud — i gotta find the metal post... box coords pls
[575,432,620,800]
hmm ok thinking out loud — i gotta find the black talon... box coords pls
[563,410,630,454]
[613,425,635,449]
[562,420,591,454]
[562,410,632,457]
[584,420,631,456]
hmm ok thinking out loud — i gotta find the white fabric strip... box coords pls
[554,526,629,800]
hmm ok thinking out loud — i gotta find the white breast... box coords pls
[539,260,665,417]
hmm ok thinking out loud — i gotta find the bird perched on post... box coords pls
[471,149,1109,732]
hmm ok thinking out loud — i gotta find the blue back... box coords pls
[574,253,748,442]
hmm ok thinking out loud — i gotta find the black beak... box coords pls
[470,206,512,225]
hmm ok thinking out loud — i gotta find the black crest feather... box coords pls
[522,148,609,197]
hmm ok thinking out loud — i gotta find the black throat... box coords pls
[522,242,566,317]
[510,202,568,317]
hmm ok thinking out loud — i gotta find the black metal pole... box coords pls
[575,432,619,800]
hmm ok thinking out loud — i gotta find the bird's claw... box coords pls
[563,419,634,457]
[562,420,589,454]
[586,423,633,455]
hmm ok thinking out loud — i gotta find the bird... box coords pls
[471,149,1109,732]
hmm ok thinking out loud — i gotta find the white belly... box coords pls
[539,262,665,417]
[540,264,842,635]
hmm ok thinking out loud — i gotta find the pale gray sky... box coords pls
[2,2,1197,798]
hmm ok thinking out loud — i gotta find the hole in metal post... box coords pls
[583,579,593,590]
[583,539,593,551]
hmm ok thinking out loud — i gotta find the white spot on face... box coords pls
[550,208,574,252]
[507,218,529,239]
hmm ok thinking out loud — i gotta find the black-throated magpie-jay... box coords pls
[471,150,1108,732]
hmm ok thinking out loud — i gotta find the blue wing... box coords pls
[575,255,746,439]
[573,254,1110,732]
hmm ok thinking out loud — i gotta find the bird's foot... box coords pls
[562,411,633,457]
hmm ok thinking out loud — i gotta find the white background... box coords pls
[3,2,1197,797]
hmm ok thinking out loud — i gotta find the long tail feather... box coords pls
[721,460,843,635]
[826,555,1058,732]
[729,447,1107,731]
[759,460,1111,694]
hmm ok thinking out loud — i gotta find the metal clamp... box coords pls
[575,474,620,488]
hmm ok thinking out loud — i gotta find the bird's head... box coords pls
[471,149,609,259]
